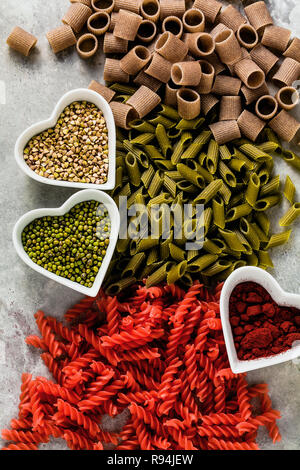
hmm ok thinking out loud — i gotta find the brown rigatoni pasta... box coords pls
[212,75,242,96]
[162,16,183,38]
[201,94,219,116]
[120,46,151,75]
[46,25,77,54]
[238,110,265,141]
[171,61,202,86]
[137,20,157,43]
[109,101,137,129]
[219,96,242,121]
[176,88,200,120]
[103,32,128,54]
[244,1,273,32]
[237,24,259,49]
[164,80,181,106]
[250,43,279,75]
[196,60,215,94]
[209,120,241,145]
[217,5,247,33]
[284,37,300,63]
[234,58,265,89]
[140,0,160,23]
[76,33,98,58]
[272,58,300,87]
[113,0,140,13]
[87,11,111,35]
[261,25,291,53]
[275,86,299,111]
[159,0,185,19]
[210,23,228,39]
[155,31,188,63]
[134,69,162,92]
[71,0,92,6]
[91,0,114,12]
[206,53,226,75]
[185,32,215,58]
[88,80,116,102]
[108,11,119,31]
[269,110,300,143]
[145,52,172,83]
[6,26,37,56]
[193,0,222,23]
[255,95,278,120]
[214,28,242,65]
[182,8,205,33]
[103,57,129,83]
[113,9,143,41]
[126,85,161,118]
[62,3,92,33]
[241,82,269,105]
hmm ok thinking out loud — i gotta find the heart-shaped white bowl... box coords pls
[15,88,116,190]
[12,189,120,297]
[220,266,300,373]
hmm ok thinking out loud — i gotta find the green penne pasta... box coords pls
[125,153,141,187]
[257,167,270,185]
[202,259,232,276]
[218,161,237,188]
[141,165,155,189]
[111,166,123,196]
[239,218,260,251]
[122,253,146,277]
[123,140,149,168]
[180,131,211,159]
[116,237,131,254]
[255,212,270,235]
[147,247,159,265]
[212,196,225,229]
[177,163,205,188]
[203,238,226,255]
[245,173,260,206]
[169,243,186,262]
[148,170,164,197]
[206,139,219,174]
[158,104,180,121]
[226,203,252,222]
[110,83,137,94]
[148,193,174,207]
[254,194,281,211]
[163,174,177,198]
[167,261,188,284]
[260,175,281,197]
[239,143,272,162]
[218,181,232,205]
[130,237,160,255]
[233,230,253,255]
[198,207,213,236]
[233,148,255,170]
[279,203,300,226]
[257,141,280,153]
[171,139,186,165]
[114,94,131,103]
[129,119,156,133]
[130,133,155,145]
[176,117,205,130]
[160,235,173,260]
[106,277,137,295]
[118,182,131,197]
[228,158,247,172]
[187,254,218,273]
[146,262,173,287]
[218,228,247,252]
[155,123,172,158]
[143,145,165,160]
[246,253,259,266]
[282,150,300,171]
[251,223,269,246]
[198,152,206,166]
[187,249,199,262]
[284,175,296,204]
[180,272,193,287]
[148,114,176,129]
[165,170,182,181]
[258,250,274,268]
[219,145,232,160]
[177,180,198,193]
[155,160,175,171]
[140,261,163,279]
[167,127,182,139]
[194,179,222,204]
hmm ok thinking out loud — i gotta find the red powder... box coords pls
[229,282,300,360]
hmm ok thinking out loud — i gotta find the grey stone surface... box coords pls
[0,0,300,451]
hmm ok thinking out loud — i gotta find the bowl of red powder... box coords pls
[220,266,300,373]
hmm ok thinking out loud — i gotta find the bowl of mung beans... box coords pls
[15,88,116,190]
[12,189,120,296]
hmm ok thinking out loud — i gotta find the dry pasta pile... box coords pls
[1,281,281,450]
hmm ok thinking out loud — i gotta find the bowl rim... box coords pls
[220,266,300,373]
[12,189,120,297]
[14,88,116,190]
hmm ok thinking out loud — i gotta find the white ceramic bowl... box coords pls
[12,189,120,297]
[15,88,116,190]
[220,266,300,373]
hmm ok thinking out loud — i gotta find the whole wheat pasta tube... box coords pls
[171,61,202,86]
[46,25,77,54]
[110,101,137,129]
[120,46,151,75]
[91,0,114,12]
[193,0,222,23]
[87,11,110,35]
[238,110,265,141]
[62,3,92,33]
[234,58,265,89]
[104,57,129,83]
[210,23,228,39]
[262,25,291,53]
[206,53,225,75]
[155,31,188,63]
[127,85,161,118]
[6,26,37,56]
[176,88,201,120]
[140,0,160,22]
[250,43,279,75]
[269,110,300,143]
[109,11,119,31]
[76,33,98,58]
[237,24,258,49]
[145,52,172,83]
[284,37,300,63]
[255,95,278,120]
[182,8,205,33]
[162,16,183,38]
[164,80,181,106]
[159,0,185,20]
[103,32,128,54]
[196,60,215,94]
[212,75,242,96]
[133,69,162,92]
[113,0,140,13]
[215,29,242,65]
[209,120,241,145]
[217,5,247,33]
[185,32,215,58]
[137,20,157,42]
[275,86,299,111]
[219,96,242,121]
[244,1,273,32]
[71,0,92,6]
[113,9,143,41]
[201,94,219,116]
[88,80,116,102]
[272,58,300,87]
[241,82,269,105]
